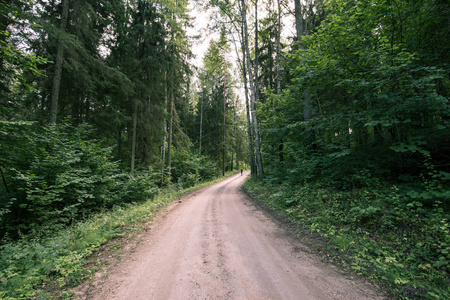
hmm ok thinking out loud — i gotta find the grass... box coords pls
[0,171,238,300]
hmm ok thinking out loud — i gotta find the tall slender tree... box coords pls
[276,0,282,95]
[240,0,264,178]
[49,0,69,125]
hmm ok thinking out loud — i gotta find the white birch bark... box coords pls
[241,0,264,178]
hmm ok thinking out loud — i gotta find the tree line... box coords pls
[209,0,447,185]
[0,0,248,239]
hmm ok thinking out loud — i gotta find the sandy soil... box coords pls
[75,173,387,300]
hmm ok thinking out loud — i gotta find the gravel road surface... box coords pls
[76,173,386,300]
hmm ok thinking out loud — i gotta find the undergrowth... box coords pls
[0,171,237,299]
[243,179,450,300]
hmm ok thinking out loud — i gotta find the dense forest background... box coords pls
[0,0,449,298]
[0,0,249,238]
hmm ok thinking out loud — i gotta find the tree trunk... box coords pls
[0,0,12,80]
[131,98,138,172]
[223,72,226,176]
[244,73,256,177]
[241,0,264,178]
[294,0,303,45]
[117,126,122,161]
[0,165,9,194]
[294,0,312,122]
[276,0,282,94]
[167,88,174,182]
[199,88,204,156]
[161,77,168,185]
[160,115,167,183]
[50,0,69,125]
[232,96,237,171]
[255,0,259,105]
[240,17,256,177]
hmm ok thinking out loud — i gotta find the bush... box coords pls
[0,122,159,239]
[170,148,217,188]
[112,172,159,205]
[0,165,234,299]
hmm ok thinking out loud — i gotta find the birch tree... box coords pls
[240,0,264,178]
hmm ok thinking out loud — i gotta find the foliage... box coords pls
[259,0,449,187]
[0,191,164,299]
[191,32,248,174]
[0,0,197,173]
[258,0,449,236]
[244,178,450,299]
[170,148,218,189]
[0,121,158,239]
[0,0,47,118]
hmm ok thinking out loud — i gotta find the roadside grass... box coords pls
[0,171,237,300]
[243,179,450,300]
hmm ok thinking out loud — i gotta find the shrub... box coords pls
[170,148,217,188]
[0,122,159,239]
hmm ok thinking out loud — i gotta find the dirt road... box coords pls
[77,173,386,300]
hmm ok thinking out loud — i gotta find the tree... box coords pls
[240,0,264,178]
[275,0,282,95]
[196,37,231,169]
[49,0,69,125]
[0,1,45,119]
[258,0,449,190]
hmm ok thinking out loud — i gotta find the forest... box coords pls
[0,0,449,299]
[0,0,249,238]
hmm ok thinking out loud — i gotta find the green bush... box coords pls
[0,122,159,239]
[112,172,159,205]
[0,201,155,299]
[0,167,236,299]
[170,148,217,188]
